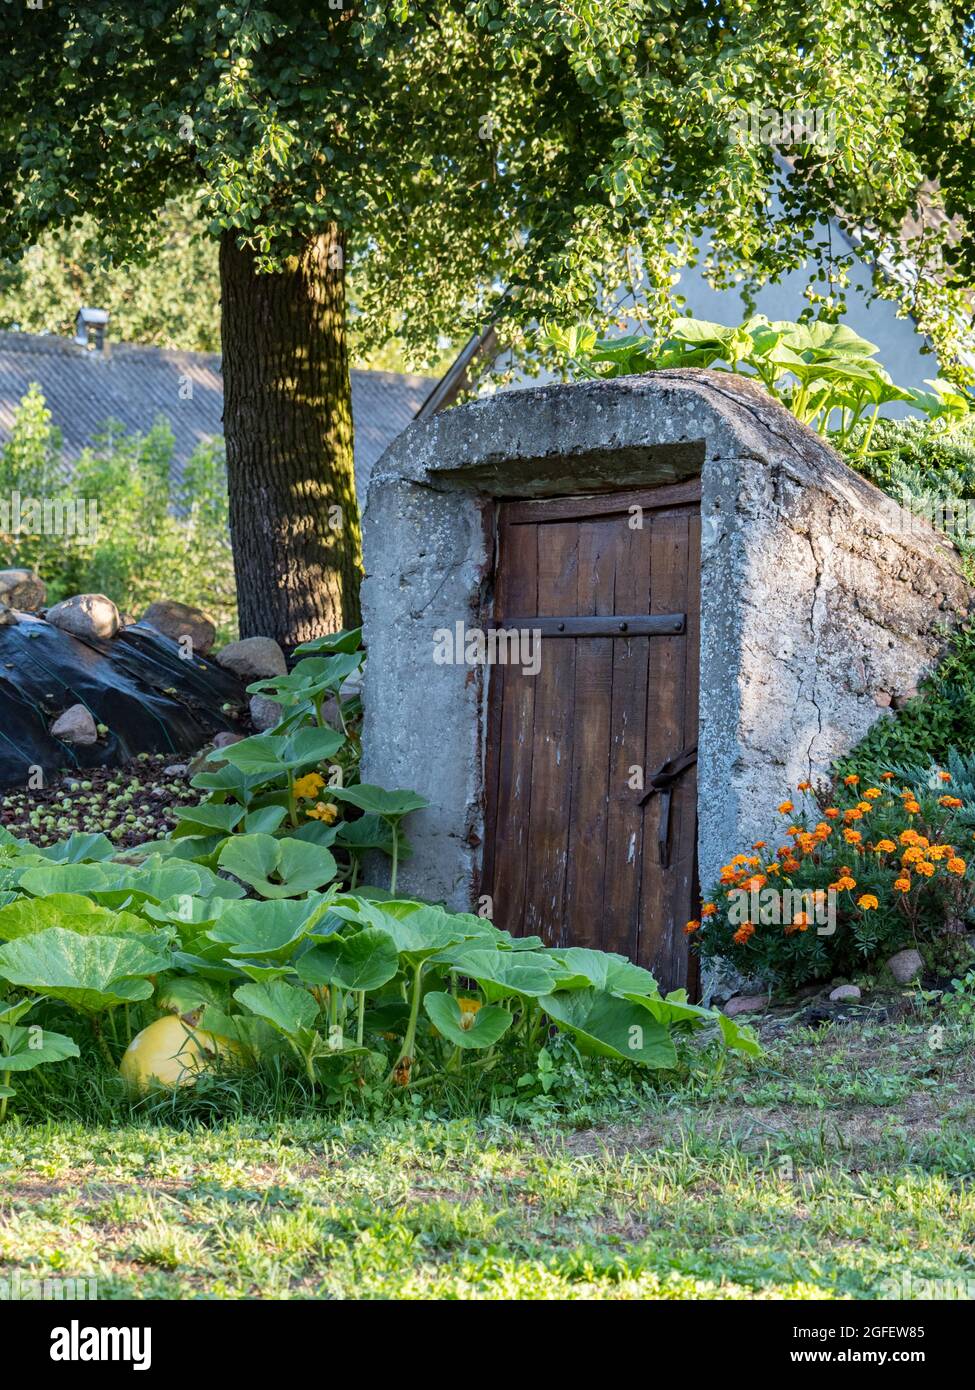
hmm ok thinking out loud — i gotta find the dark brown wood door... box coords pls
[481,481,701,994]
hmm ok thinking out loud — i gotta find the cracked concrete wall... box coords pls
[361,371,970,964]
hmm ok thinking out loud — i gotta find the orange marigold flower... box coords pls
[939,795,963,808]
[701,903,718,917]
[843,808,863,823]
[893,876,912,892]
[880,771,895,780]
[863,788,883,800]
[684,920,701,934]
[778,801,795,814]
[791,912,811,929]
[830,876,857,892]
[902,847,925,864]
[797,780,811,792]
[938,771,952,782]
[732,922,755,945]
[782,858,801,873]
[844,775,860,786]
[948,857,967,875]
[900,830,920,846]
[857,894,879,910]
[843,829,863,845]
[857,801,874,814]
[874,839,896,853]
[824,807,840,819]
[905,800,921,814]
[752,841,766,850]
[915,860,935,877]
[744,874,767,892]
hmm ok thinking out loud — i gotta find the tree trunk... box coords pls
[219,226,361,648]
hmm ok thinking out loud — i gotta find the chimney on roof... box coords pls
[74,306,110,354]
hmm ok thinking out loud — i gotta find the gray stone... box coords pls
[0,567,45,611]
[215,636,287,681]
[722,994,769,1017]
[887,948,924,984]
[829,984,862,1002]
[162,763,189,777]
[358,371,970,999]
[142,600,216,656]
[212,731,245,750]
[249,694,283,732]
[46,593,120,640]
[50,703,98,746]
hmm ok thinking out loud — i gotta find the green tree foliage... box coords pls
[0,2,971,637]
[0,200,221,351]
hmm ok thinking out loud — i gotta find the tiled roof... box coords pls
[0,330,436,491]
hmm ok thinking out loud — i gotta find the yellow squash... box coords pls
[119,1014,242,1093]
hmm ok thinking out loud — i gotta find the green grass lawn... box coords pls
[2,1004,974,1300]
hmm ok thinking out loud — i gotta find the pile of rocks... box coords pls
[0,568,288,747]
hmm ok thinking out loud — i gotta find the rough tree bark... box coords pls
[219,226,361,648]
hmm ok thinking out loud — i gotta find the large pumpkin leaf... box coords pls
[0,929,171,1015]
[549,947,659,996]
[448,948,562,1001]
[218,834,337,898]
[34,833,117,863]
[296,928,400,993]
[327,785,430,819]
[293,627,362,656]
[209,725,345,778]
[233,980,320,1042]
[540,989,677,1067]
[206,896,333,958]
[0,894,150,941]
[0,1021,80,1071]
[422,992,512,1049]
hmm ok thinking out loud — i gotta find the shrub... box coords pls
[691,768,975,992]
[0,385,236,641]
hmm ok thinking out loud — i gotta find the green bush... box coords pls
[0,385,236,641]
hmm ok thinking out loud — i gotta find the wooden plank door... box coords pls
[481,481,701,995]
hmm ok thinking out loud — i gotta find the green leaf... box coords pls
[218,834,337,898]
[206,896,331,958]
[540,989,678,1067]
[0,894,150,941]
[422,992,512,1049]
[549,947,659,995]
[0,1022,80,1071]
[327,785,430,819]
[0,929,170,1015]
[35,833,117,863]
[446,947,562,1001]
[296,928,399,992]
[293,627,362,656]
[233,979,320,1041]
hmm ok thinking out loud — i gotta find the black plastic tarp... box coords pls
[0,615,246,787]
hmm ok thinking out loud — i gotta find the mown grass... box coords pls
[2,1006,974,1299]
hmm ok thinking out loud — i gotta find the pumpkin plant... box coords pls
[0,996,79,1121]
[542,316,971,457]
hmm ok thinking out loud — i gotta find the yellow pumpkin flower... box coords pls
[293,772,325,800]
